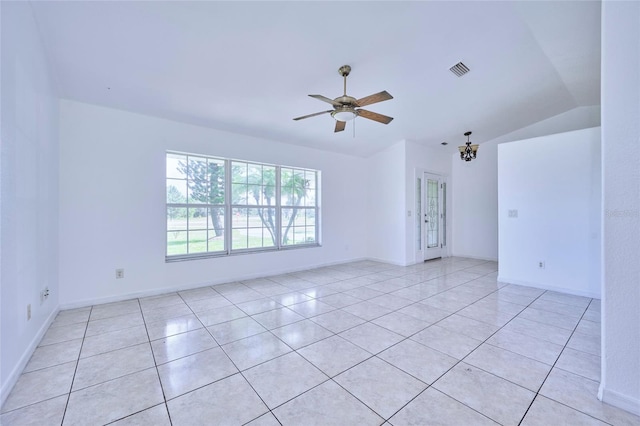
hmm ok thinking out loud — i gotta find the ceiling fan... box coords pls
[293,65,394,133]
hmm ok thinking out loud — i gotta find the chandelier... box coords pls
[458,131,479,162]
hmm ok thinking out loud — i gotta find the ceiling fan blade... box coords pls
[357,109,394,124]
[293,110,332,121]
[355,91,393,107]
[334,120,346,133]
[309,94,341,106]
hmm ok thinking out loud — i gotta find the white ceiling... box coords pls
[31,1,601,157]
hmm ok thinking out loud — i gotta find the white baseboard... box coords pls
[60,257,370,310]
[497,275,601,299]
[599,387,640,417]
[451,253,498,262]
[0,306,59,407]
[365,257,411,267]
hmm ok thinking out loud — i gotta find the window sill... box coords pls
[165,243,321,263]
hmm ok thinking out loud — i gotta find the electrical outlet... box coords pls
[27,304,31,320]
[40,287,50,304]
[538,261,545,269]
[115,269,124,279]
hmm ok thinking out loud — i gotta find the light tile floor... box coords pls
[2,257,639,425]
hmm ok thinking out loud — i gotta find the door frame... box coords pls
[414,169,448,263]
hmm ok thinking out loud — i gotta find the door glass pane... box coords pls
[442,182,447,247]
[427,179,439,248]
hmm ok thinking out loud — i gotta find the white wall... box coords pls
[365,139,453,266]
[0,2,60,404]
[404,140,452,265]
[452,106,601,261]
[498,127,601,298]
[600,0,640,415]
[58,100,368,307]
[366,140,406,265]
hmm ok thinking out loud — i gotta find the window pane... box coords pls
[306,171,316,189]
[306,227,316,243]
[263,228,275,247]
[293,210,305,226]
[207,207,225,237]
[207,160,225,204]
[188,230,207,254]
[167,230,187,255]
[232,228,248,250]
[247,184,261,205]
[281,168,292,181]
[281,208,293,228]
[247,228,263,248]
[247,164,262,184]
[167,207,187,231]
[166,153,186,179]
[263,166,276,186]
[263,185,276,205]
[306,209,316,226]
[208,228,225,252]
[293,227,306,244]
[232,183,247,204]
[186,157,208,204]
[232,208,247,228]
[281,185,293,205]
[305,189,316,207]
[232,162,247,184]
[188,208,208,230]
[167,179,187,204]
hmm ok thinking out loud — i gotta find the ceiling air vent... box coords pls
[449,62,470,77]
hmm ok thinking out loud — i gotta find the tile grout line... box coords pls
[177,289,285,425]
[59,305,94,425]
[359,264,543,424]
[199,260,497,423]
[319,261,509,423]
[256,261,500,423]
[515,298,612,426]
[135,297,174,426]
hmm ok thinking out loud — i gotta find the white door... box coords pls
[423,173,445,261]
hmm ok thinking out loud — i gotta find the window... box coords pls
[281,167,317,246]
[231,161,277,250]
[166,152,320,260]
[166,153,226,256]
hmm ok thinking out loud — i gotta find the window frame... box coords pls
[166,151,321,262]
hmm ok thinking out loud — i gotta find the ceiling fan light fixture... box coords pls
[332,109,357,122]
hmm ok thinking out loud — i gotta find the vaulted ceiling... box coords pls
[31,1,601,157]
